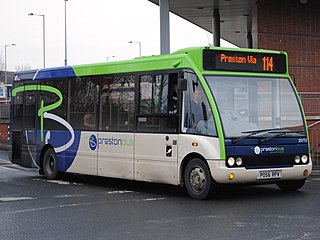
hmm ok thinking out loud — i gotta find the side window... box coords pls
[183,73,217,136]
[100,74,135,131]
[40,79,67,130]
[137,73,178,133]
[69,76,98,131]
[24,84,36,129]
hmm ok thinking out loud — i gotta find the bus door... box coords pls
[11,83,38,168]
[134,73,180,185]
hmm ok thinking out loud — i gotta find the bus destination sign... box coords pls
[203,49,287,74]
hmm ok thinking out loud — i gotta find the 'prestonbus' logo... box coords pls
[89,135,97,150]
[88,135,134,150]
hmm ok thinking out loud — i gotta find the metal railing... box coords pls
[299,92,320,167]
[299,92,320,118]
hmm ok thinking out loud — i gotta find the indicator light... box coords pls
[229,173,235,180]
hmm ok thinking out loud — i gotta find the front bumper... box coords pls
[208,159,312,184]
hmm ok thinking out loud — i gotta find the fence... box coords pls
[300,92,320,168]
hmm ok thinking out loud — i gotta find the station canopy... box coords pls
[148,0,257,48]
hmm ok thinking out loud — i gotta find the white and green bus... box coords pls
[10,47,312,199]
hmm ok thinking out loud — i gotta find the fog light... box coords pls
[229,173,235,180]
[301,155,308,164]
[294,155,301,164]
[228,157,235,167]
[236,157,243,166]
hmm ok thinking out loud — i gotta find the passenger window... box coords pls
[100,74,135,131]
[40,79,68,130]
[69,76,98,131]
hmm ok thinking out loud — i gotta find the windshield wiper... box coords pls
[259,129,305,143]
[232,128,304,145]
[232,128,276,144]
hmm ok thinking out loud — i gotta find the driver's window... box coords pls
[183,73,216,136]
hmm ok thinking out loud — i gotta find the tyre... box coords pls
[42,148,58,180]
[184,158,212,200]
[276,179,306,191]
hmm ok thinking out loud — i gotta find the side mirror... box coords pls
[178,78,187,91]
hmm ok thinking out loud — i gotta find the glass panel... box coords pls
[69,76,98,130]
[100,75,135,131]
[40,79,68,130]
[139,75,153,114]
[137,73,179,133]
[137,116,178,133]
[153,75,168,113]
[12,82,23,130]
[183,73,216,136]
[206,76,305,138]
[24,89,36,129]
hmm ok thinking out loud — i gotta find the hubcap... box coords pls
[189,167,206,192]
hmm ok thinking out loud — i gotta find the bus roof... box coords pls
[14,46,287,81]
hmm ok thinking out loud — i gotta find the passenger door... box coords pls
[134,73,180,185]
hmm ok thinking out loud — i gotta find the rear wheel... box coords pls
[42,148,58,180]
[184,158,212,200]
[276,179,306,191]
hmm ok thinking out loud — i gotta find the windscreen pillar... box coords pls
[160,0,170,54]
[213,8,221,47]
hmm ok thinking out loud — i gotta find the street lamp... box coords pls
[64,0,68,66]
[4,43,16,86]
[28,13,46,68]
[128,41,142,57]
[106,56,115,62]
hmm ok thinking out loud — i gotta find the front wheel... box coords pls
[184,159,212,200]
[276,179,306,191]
[42,148,58,180]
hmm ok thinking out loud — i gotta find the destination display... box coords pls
[203,49,287,74]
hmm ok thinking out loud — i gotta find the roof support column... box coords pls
[213,8,221,47]
[160,0,170,54]
[247,32,253,49]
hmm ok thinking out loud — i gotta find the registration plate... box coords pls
[257,170,282,180]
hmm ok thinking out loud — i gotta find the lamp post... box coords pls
[128,41,141,57]
[64,0,68,66]
[28,13,46,68]
[106,56,115,62]
[4,43,16,86]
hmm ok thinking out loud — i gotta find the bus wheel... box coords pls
[43,148,58,180]
[276,179,306,191]
[184,159,212,200]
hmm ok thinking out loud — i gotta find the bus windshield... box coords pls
[205,76,306,138]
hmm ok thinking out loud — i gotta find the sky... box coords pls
[1,0,236,71]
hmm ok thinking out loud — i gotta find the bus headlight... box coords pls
[301,155,308,164]
[294,155,301,164]
[227,157,235,167]
[235,157,243,166]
